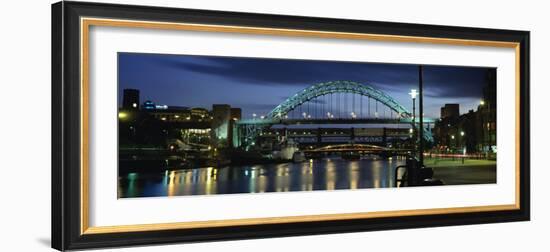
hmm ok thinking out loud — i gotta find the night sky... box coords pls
[118,52,493,119]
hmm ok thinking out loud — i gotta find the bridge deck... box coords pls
[237,118,435,125]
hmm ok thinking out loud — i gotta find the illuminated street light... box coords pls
[480,100,485,106]
[409,89,418,143]
[451,135,455,139]
[460,131,465,136]
[118,112,127,119]
[252,113,257,120]
[409,89,419,99]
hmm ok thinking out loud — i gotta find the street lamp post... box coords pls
[409,89,418,150]
[406,88,420,186]
[460,131,465,163]
[450,134,456,160]
[404,66,426,186]
[479,99,486,158]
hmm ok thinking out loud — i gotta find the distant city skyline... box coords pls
[118,52,494,118]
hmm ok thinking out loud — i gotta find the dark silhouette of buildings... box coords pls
[433,68,497,155]
[231,108,242,121]
[435,104,460,148]
[211,104,232,147]
[191,108,209,120]
[477,68,497,153]
[440,104,460,119]
[119,88,245,150]
[211,105,242,148]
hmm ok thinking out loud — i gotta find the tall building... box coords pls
[230,108,242,121]
[434,104,460,149]
[211,104,232,147]
[440,104,459,119]
[476,68,497,153]
[229,108,242,147]
[122,89,140,110]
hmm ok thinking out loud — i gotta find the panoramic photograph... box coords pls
[117,52,497,198]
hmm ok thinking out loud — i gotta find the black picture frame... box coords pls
[52,1,530,251]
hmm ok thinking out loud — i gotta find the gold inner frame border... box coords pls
[79,17,521,235]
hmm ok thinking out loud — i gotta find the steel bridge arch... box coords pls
[267,80,411,119]
[235,81,433,147]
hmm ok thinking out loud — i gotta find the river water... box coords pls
[118,157,406,198]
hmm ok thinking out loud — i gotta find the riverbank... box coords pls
[423,158,496,168]
[432,165,496,185]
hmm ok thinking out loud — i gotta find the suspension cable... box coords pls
[360,94,363,118]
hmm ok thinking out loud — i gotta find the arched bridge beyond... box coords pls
[267,80,411,119]
[236,81,433,147]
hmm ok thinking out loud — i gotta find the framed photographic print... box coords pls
[52,1,530,250]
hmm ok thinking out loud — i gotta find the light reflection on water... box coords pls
[118,158,405,198]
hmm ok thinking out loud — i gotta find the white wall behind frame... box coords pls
[0,0,547,252]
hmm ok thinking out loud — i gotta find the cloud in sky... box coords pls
[119,52,493,118]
